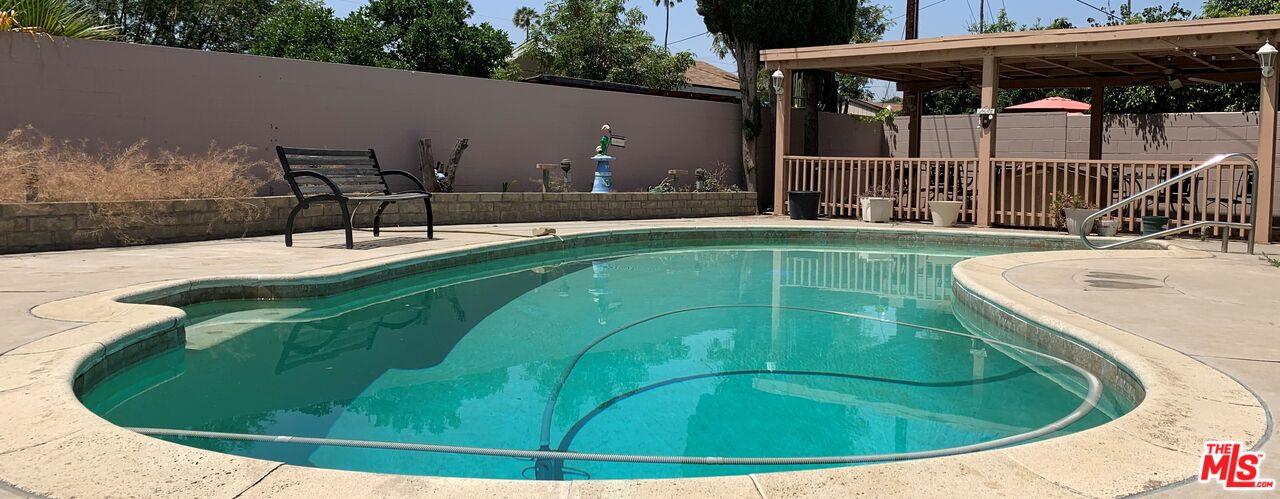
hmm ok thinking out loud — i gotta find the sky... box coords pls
[324,0,1208,97]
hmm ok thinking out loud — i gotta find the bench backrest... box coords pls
[276,146,389,198]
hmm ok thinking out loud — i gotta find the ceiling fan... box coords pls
[1135,67,1224,89]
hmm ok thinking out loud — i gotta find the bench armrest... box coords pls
[379,170,429,194]
[286,170,345,197]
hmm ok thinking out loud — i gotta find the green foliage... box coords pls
[512,5,537,39]
[1204,0,1280,17]
[1262,253,1280,267]
[522,0,694,90]
[1,0,118,39]
[1050,191,1095,229]
[249,0,509,77]
[85,0,273,51]
[363,0,512,77]
[856,106,898,125]
[248,0,338,61]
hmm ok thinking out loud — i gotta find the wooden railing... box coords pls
[782,250,957,305]
[782,156,1255,237]
[992,158,1253,237]
[783,156,979,223]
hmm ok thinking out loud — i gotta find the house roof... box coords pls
[686,61,739,90]
[761,14,1280,91]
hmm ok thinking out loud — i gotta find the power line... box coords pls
[891,0,951,21]
[669,31,709,45]
[1073,0,1123,22]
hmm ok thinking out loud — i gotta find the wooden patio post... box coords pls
[975,54,999,227]
[1089,85,1105,160]
[1257,68,1278,243]
[773,68,794,216]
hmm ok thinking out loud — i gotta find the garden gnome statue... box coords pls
[591,124,615,193]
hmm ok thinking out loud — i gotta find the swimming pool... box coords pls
[80,237,1134,480]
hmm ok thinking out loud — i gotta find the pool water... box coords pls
[81,239,1132,480]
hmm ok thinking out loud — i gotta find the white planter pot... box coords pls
[1097,219,1120,237]
[1063,208,1098,235]
[928,200,963,228]
[860,197,894,223]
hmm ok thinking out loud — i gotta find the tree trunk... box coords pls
[803,70,821,156]
[664,5,670,48]
[732,41,762,210]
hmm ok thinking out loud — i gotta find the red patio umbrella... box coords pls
[1004,96,1093,113]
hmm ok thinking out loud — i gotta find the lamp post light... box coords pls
[1259,42,1277,78]
[772,69,785,95]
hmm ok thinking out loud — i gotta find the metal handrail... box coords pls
[1081,153,1258,255]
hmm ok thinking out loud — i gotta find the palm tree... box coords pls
[654,0,681,49]
[512,6,538,41]
[1,0,117,39]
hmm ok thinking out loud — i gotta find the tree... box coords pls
[1,0,118,39]
[84,0,274,52]
[699,0,886,201]
[521,0,694,90]
[653,0,681,48]
[249,0,339,62]
[512,5,537,41]
[361,0,512,77]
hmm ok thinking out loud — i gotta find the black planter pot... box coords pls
[788,191,821,220]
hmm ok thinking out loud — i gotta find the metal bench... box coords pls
[276,146,433,249]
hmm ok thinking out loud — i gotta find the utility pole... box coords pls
[905,0,922,158]
[978,0,985,33]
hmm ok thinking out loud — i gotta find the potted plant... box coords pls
[1051,191,1098,236]
[928,197,964,228]
[1097,216,1120,237]
[1142,215,1170,236]
[860,188,895,223]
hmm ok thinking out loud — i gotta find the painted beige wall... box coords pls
[0,33,742,193]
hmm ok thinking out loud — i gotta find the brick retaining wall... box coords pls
[0,192,758,254]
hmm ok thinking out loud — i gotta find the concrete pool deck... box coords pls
[0,216,1277,498]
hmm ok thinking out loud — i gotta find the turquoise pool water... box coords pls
[81,239,1132,480]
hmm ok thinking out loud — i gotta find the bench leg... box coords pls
[338,200,354,249]
[424,198,434,239]
[285,203,305,247]
[373,201,391,237]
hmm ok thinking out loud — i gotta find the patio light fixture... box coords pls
[1259,42,1277,78]
[772,69,785,95]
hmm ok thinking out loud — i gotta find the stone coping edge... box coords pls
[0,225,1261,498]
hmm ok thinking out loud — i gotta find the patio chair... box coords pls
[276,146,433,249]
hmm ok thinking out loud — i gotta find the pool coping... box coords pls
[0,225,1267,498]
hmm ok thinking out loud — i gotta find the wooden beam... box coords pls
[1001,63,1050,78]
[1232,46,1260,62]
[1160,38,1227,70]
[1032,57,1093,76]
[1256,72,1277,243]
[1076,55,1136,75]
[1090,85,1105,160]
[893,70,1260,91]
[1127,54,1169,70]
[762,16,1280,69]
[773,68,794,216]
[976,54,999,228]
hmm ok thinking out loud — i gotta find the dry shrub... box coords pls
[0,126,278,243]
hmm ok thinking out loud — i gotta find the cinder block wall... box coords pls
[0,192,758,254]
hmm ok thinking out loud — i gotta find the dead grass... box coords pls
[0,126,277,244]
[0,125,271,203]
